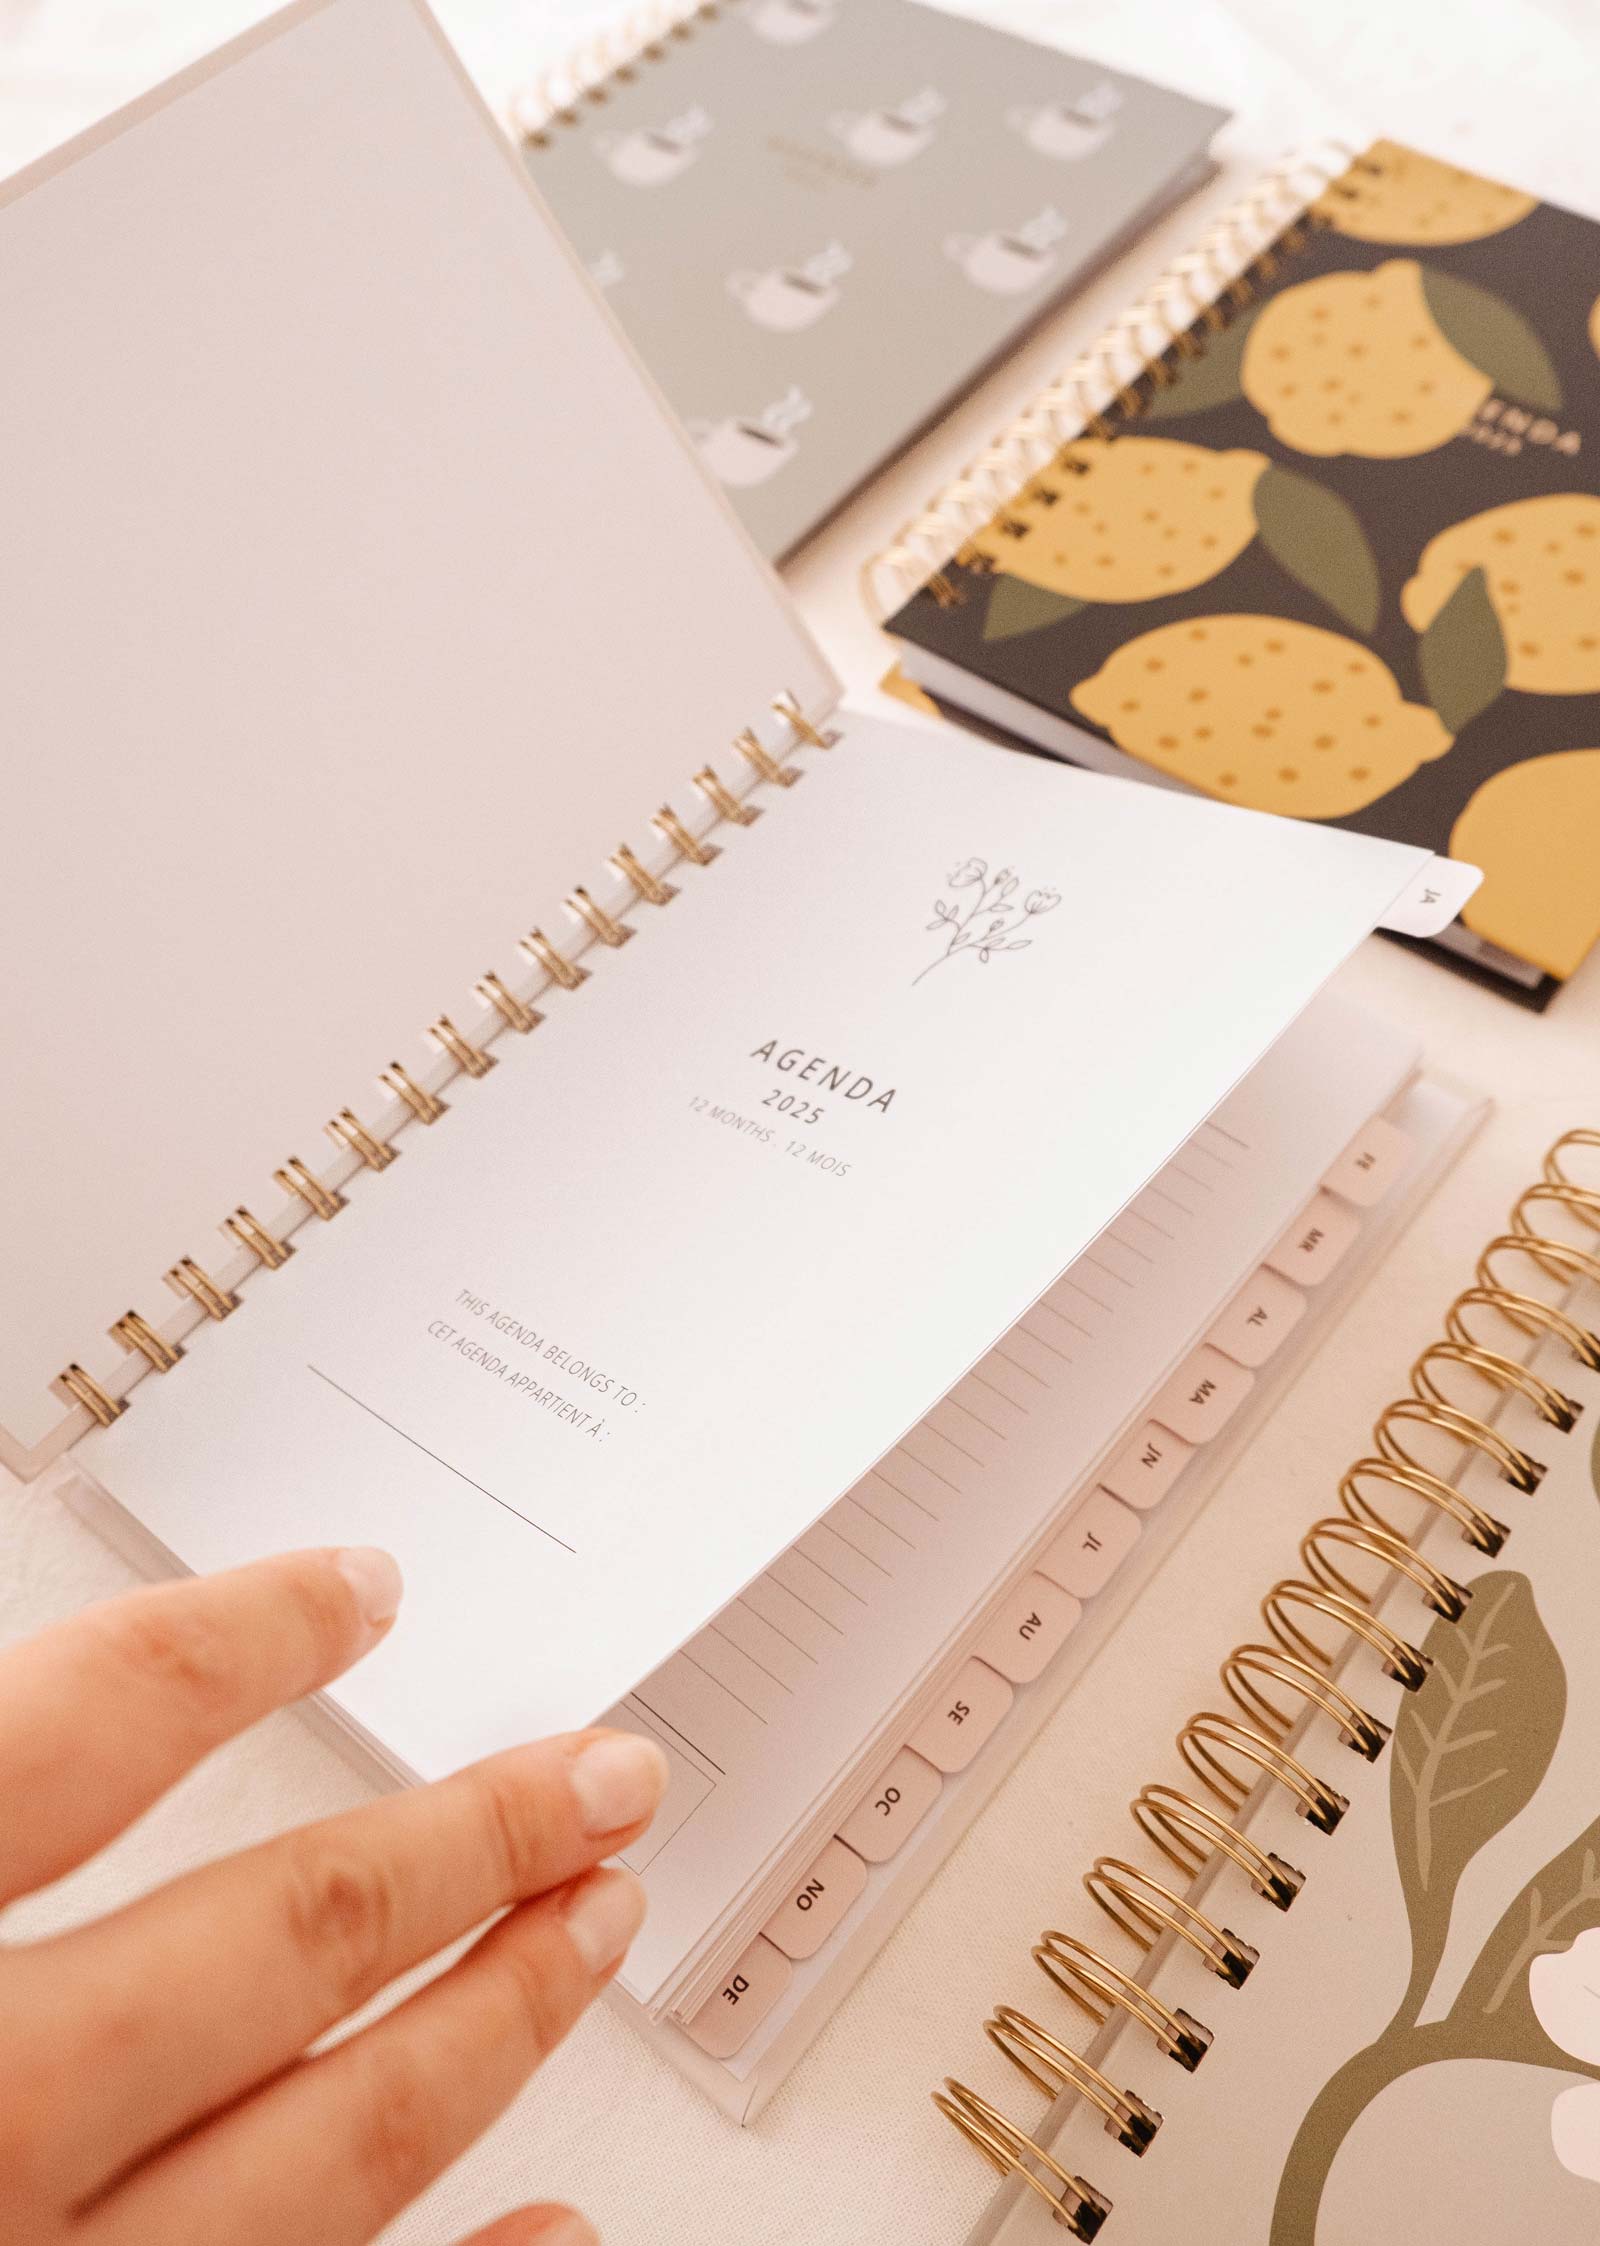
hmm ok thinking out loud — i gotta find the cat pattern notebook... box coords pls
[886,144,1600,1007]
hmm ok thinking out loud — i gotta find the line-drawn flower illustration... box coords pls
[916,857,1060,985]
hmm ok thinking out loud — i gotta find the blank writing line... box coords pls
[678,1648,768,1725]
[870,1464,942,1519]
[967,1369,1028,1414]
[889,1443,962,1496]
[706,1620,793,1693]
[848,1495,916,1549]
[792,1544,869,1605]
[761,1569,845,1635]
[627,1693,725,1776]
[947,1393,1008,1440]
[736,1593,820,1661]
[306,1367,576,1554]
[819,1517,892,1576]
[992,1343,1049,1388]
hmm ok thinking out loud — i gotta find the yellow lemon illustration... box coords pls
[1451,749,1600,980]
[1069,615,1454,819]
[968,437,1267,602]
[1241,259,1491,459]
[1319,142,1537,246]
[1402,494,1600,693]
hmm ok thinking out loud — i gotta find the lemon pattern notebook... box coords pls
[885,144,1600,1008]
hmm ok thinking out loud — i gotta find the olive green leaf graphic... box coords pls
[1139,304,1259,421]
[1420,266,1564,413]
[1272,1573,1570,2246]
[1391,1573,1566,2019]
[1443,1813,1600,2072]
[982,575,1085,641]
[1251,464,1381,635]
[1417,565,1508,732]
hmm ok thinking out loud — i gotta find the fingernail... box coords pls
[533,2214,599,2246]
[335,1546,404,1630]
[568,1732,669,1837]
[564,1867,646,1974]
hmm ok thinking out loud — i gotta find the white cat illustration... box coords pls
[595,106,711,186]
[727,242,851,331]
[688,387,812,486]
[745,0,838,41]
[946,205,1067,294]
[829,88,944,168]
[1008,82,1123,160]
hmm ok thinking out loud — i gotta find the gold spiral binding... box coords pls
[1130,1785,1303,1911]
[1032,1931,1213,2072]
[1480,1229,1600,1299]
[651,804,719,866]
[222,1207,293,1271]
[1546,1129,1600,1202]
[380,1062,448,1125]
[939,1128,1598,2214]
[327,1108,397,1172]
[429,1015,497,1077]
[932,2083,1111,2240]
[694,766,758,827]
[1446,1283,1600,1373]
[1341,1452,1510,1558]
[867,141,1357,617]
[1512,1181,1600,1240]
[734,729,800,788]
[1085,1859,1257,1988]
[1299,1515,1471,1624]
[1177,1710,1348,1833]
[1262,1578,1431,1692]
[274,1158,345,1221]
[985,2008,1161,2153]
[56,1362,126,1427]
[1220,1645,1389,1762]
[110,1309,183,1373]
[475,972,543,1035]
[511,0,717,144]
[164,1257,238,1320]
[1411,1338,1579,1433]
[567,887,634,948]
[1375,1393,1544,1496]
[608,843,676,907]
[37,694,828,1457]
[517,931,589,994]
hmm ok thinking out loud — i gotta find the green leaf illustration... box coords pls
[1444,1812,1600,2074]
[1139,305,1258,421]
[1252,463,1381,634]
[981,575,1086,641]
[1420,266,1564,412]
[1390,1572,1566,2020]
[1417,565,1507,733]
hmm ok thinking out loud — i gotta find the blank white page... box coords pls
[0,0,833,1452]
[81,713,1434,1776]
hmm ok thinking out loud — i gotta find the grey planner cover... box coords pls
[520,0,1226,558]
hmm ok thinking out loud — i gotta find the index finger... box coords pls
[0,1546,400,1904]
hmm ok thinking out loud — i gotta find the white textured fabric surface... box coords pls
[3,3,1599,2241]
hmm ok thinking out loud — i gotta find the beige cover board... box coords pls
[0,0,835,1459]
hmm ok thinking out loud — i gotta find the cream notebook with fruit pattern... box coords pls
[932,1135,1600,2244]
[876,142,1600,1010]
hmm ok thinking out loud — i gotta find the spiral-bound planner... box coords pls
[878,140,1600,1008]
[3,0,1484,2124]
[939,1133,1600,2242]
[510,0,1225,560]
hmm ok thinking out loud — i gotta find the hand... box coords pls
[0,1546,668,2246]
